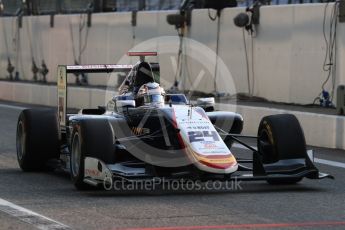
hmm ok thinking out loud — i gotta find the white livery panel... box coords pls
[172,106,238,174]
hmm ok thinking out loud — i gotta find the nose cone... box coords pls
[189,149,238,174]
[172,106,238,174]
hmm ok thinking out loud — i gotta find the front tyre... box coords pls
[70,129,90,190]
[70,119,115,190]
[257,114,306,185]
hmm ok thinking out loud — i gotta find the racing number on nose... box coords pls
[188,131,219,143]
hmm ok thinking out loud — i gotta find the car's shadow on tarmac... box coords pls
[0,167,328,198]
[81,185,325,198]
[81,178,327,198]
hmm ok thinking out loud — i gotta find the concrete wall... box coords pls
[0,3,344,104]
[0,81,108,109]
[218,103,345,150]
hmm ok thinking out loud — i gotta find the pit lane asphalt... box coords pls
[0,102,344,230]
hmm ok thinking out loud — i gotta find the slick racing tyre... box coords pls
[257,114,306,185]
[16,109,59,171]
[70,119,115,190]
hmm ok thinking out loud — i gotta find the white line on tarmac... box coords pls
[232,143,345,169]
[0,198,71,230]
[313,158,345,169]
[0,104,27,110]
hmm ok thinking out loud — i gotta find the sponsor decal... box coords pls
[179,120,210,124]
[131,127,150,135]
[57,66,67,127]
[188,131,220,143]
[85,169,101,177]
[203,142,218,149]
[66,64,133,70]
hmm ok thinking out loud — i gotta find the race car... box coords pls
[16,52,333,190]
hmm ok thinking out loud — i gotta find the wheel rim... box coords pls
[71,133,81,177]
[16,121,25,160]
[258,129,275,163]
[258,130,270,152]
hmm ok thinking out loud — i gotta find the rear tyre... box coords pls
[16,109,59,171]
[257,114,306,185]
[70,119,115,190]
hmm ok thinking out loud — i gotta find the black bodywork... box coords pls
[64,104,243,178]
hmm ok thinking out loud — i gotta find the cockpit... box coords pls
[118,61,159,95]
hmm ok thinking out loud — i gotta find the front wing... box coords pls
[82,150,333,188]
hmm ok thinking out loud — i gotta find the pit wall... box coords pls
[1,3,345,149]
[1,81,345,150]
[1,3,345,105]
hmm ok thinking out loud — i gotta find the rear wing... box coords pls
[57,63,159,130]
[65,64,134,73]
[128,52,157,62]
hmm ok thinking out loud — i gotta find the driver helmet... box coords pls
[136,82,165,106]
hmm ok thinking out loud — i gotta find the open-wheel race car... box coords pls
[16,52,333,190]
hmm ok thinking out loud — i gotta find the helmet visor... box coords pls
[144,94,165,105]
